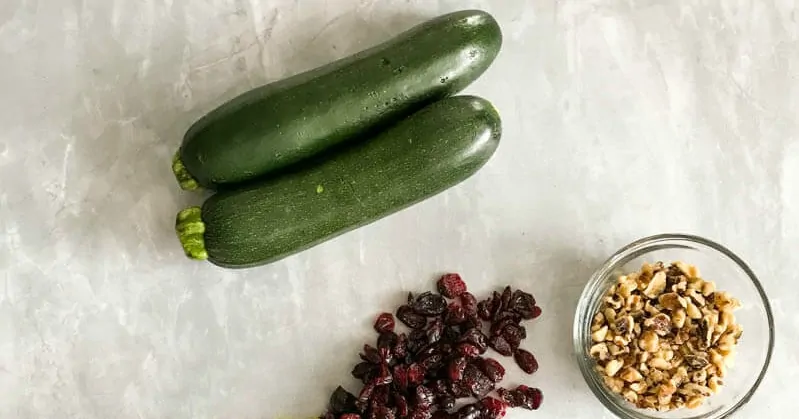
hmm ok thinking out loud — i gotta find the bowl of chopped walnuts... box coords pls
[573,234,774,419]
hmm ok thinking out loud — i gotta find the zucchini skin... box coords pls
[175,10,502,190]
[180,96,501,268]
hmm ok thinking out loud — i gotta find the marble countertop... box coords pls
[1,0,796,418]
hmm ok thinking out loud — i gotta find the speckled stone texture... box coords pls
[0,0,796,418]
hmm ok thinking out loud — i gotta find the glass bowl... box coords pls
[573,234,774,419]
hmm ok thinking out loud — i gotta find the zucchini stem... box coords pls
[176,206,208,260]
[172,151,201,191]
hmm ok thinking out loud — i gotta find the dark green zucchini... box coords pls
[176,95,501,268]
[172,9,502,190]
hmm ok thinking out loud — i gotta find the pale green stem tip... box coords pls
[176,206,208,261]
[172,151,202,191]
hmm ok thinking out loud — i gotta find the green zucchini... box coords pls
[176,95,501,268]
[172,9,502,190]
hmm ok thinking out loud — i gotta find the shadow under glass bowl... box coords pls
[573,234,774,419]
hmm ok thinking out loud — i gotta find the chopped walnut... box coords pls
[588,261,743,412]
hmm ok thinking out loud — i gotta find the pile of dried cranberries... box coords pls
[320,274,543,419]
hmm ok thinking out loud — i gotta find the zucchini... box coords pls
[176,95,501,268]
[172,9,502,190]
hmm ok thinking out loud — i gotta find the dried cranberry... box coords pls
[501,324,525,351]
[462,364,493,397]
[459,328,488,352]
[420,353,443,370]
[448,357,468,381]
[394,394,409,418]
[374,364,393,386]
[444,303,467,325]
[409,408,432,419]
[411,292,447,317]
[459,292,478,313]
[488,334,513,356]
[509,290,537,319]
[479,397,508,419]
[393,333,408,359]
[397,305,427,329]
[358,382,375,403]
[456,404,481,419]
[450,380,471,398]
[352,362,376,381]
[329,386,358,414]
[437,273,467,298]
[415,385,435,408]
[370,405,395,419]
[425,318,444,344]
[514,349,539,374]
[341,414,361,419]
[393,365,408,390]
[407,363,425,385]
[499,286,512,312]
[478,358,505,383]
[530,305,542,319]
[489,318,515,338]
[361,345,381,364]
[515,386,543,410]
[455,343,480,358]
[437,395,456,410]
[409,329,427,346]
[374,313,395,333]
[476,300,492,321]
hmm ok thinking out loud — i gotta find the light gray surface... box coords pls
[0,0,796,418]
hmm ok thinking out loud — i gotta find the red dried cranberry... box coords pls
[488,334,513,356]
[415,385,435,408]
[378,331,398,351]
[437,273,467,298]
[456,404,481,419]
[514,348,539,374]
[501,324,525,351]
[352,362,376,382]
[489,318,515,338]
[374,364,393,386]
[499,286,512,312]
[531,305,542,319]
[393,365,408,390]
[329,386,358,414]
[478,357,505,383]
[374,313,395,333]
[450,380,471,398]
[394,394,409,418]
[420,353,443,370]
[370,405,395,419]
[455,343,481,358]
[407,363,425,385]
[409,408,432,419]
[397,305,427,329]
[393,333,408,359]
[462,364,494,397]
[411,292,447,317]
[372,385,390,406]
[358,382,375,403]
[509,290,537,319]
[460,292,478,314]
[361,345,381,364]
[479,397,508,419]
[459,328,488,352]
[448,357,468,381]
[340,414,361,419]
[515,386,543,410]
[444,303,467,325]
[425,318,444,344]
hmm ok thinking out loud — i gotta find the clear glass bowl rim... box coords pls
[572,233,775,419]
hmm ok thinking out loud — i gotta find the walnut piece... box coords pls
[588,261,743,412]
